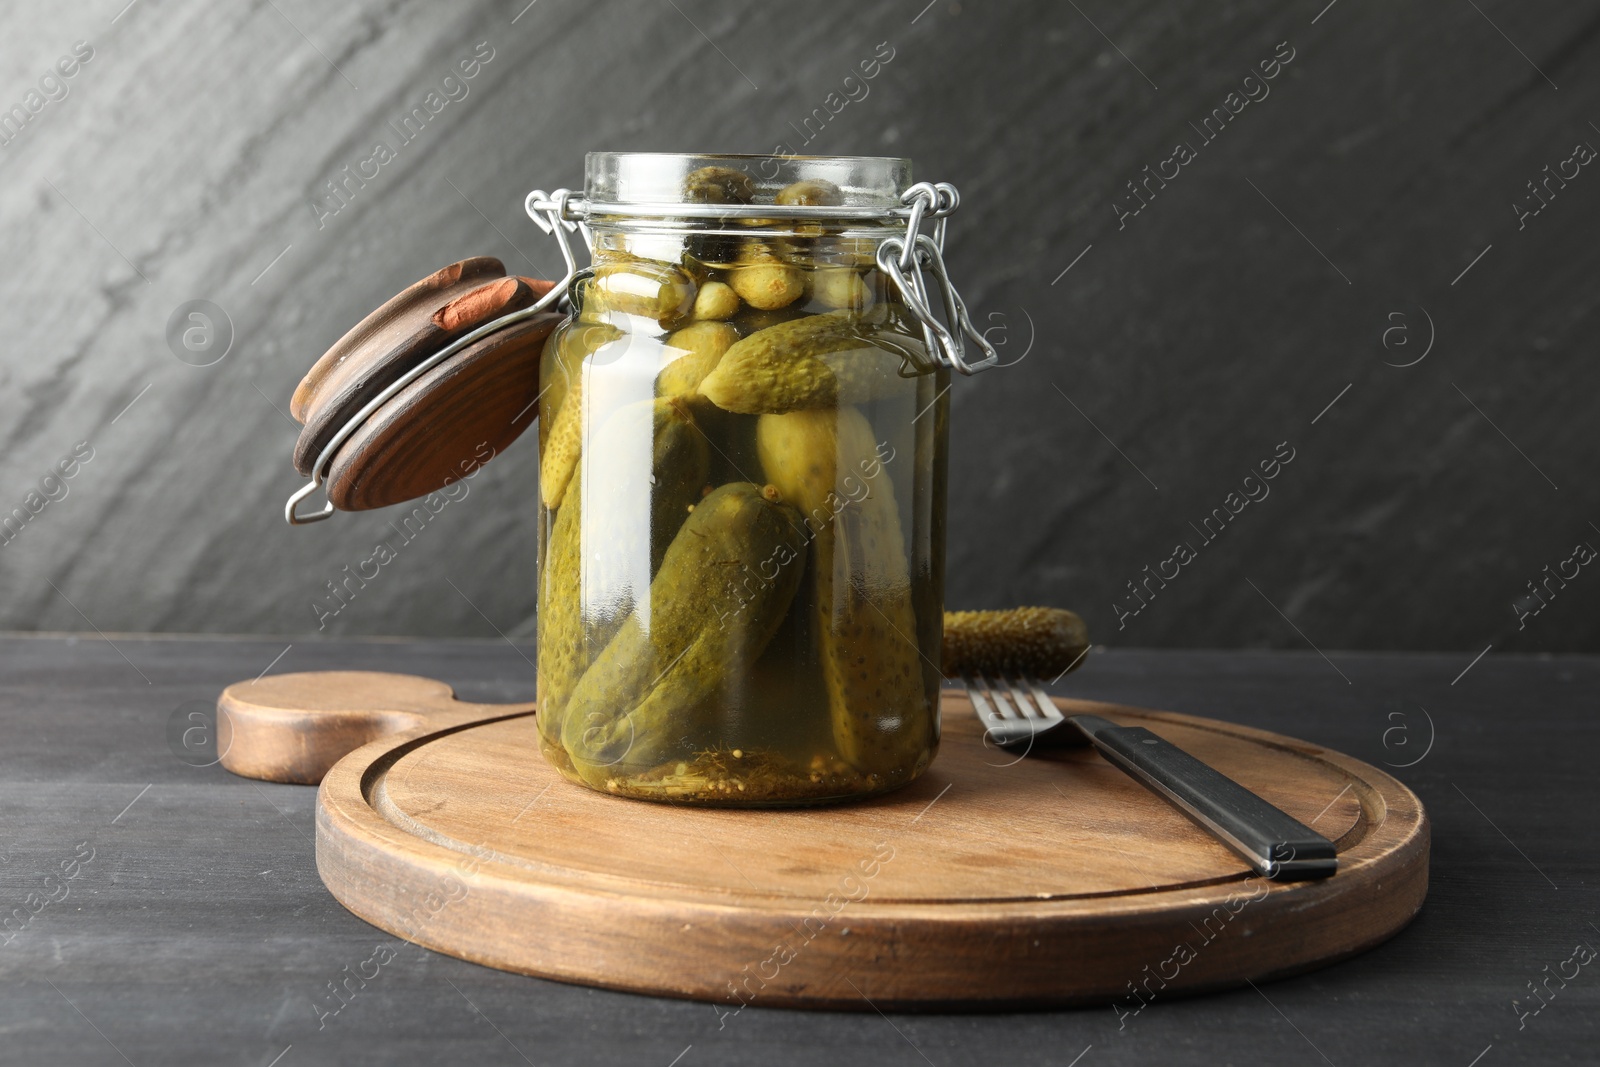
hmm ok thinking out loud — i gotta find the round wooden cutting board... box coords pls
[218,671,1428,1010]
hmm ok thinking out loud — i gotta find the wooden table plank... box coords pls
[0,635,1595,1065]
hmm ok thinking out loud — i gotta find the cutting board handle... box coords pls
[216,670,535,785]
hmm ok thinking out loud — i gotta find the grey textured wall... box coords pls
[1,0,1595,654]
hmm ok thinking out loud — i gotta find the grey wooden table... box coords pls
[1,634,1595,1066]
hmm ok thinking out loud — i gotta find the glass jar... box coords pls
[535,153,954,806]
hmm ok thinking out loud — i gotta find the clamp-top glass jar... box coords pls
[532,153,993,806]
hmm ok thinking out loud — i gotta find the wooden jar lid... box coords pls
[291,258,563,511]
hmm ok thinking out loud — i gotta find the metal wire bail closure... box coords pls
[878,183,997,375]
[525,188,585,271]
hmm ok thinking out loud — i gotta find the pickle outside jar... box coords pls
[536,153,950,806]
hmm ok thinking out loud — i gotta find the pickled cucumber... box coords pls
[731,302,808,338]
[656,321,740,398]
[727,244,805,311]
[540,320,621,460]
[756,406,932,779]
[538,472,584,752]
[588,257,696,326]
[772,180,842,262]
[540,373,583,509]
[583,395,711,606]
[809,268,874,312]
[699,311,910,414]
[691,280,741,321]
[685,165,754,204]
[560,482,805,784]
[941,607,1089,679]
[776,179,844,207]
[541,398,709,748]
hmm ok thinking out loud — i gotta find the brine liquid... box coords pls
[536,237,948,806]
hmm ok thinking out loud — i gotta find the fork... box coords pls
[962,674,1338,881]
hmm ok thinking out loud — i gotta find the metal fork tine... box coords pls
[1022,679,1065,725]
[1002,677,1031,718]
[969,673,1038,748]
[963,674,1001,733]
[982,674,1022,721]
[1003,675,1058,726]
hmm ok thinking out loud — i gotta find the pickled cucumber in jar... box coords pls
[537,156,948,805]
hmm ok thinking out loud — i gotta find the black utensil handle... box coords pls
[1080,719,1338,880]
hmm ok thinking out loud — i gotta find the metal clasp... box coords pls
[877,182,997,375]
[525,188,590,267]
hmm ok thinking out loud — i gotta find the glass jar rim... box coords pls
[584,152,913,215]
